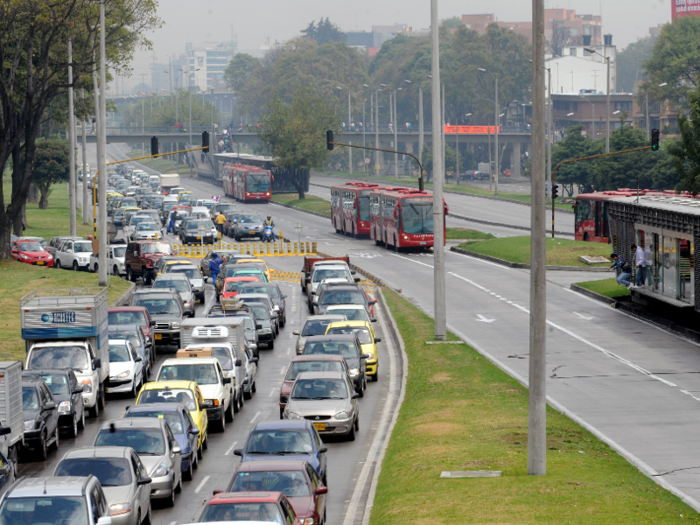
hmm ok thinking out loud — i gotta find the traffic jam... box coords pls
[0,163,405,525]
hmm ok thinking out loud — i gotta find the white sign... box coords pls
[364,157,371,165]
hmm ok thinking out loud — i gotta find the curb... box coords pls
[269,200,331,220]
[450,246,613,272]
[570,283,624,305]
[112,282,135,306]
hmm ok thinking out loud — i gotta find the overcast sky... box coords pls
[123,0,671,92]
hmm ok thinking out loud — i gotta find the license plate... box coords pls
[313,423,326,431]
[249,231,256,235]
[420,241,427,245]
[36,261,44,265]
[197,236,202,240]
[155,334,162,340]
[256,196,260,199]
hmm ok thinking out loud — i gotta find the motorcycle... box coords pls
[262,225,275,243]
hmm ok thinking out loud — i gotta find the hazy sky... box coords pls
[124,0,671,92]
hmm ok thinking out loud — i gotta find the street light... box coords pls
[585,47,611,153]
[612,110,620,115]
[566,112,574,116]
[478,67,500,195]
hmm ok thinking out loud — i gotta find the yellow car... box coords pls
[136,380,209,453]
[177,190,194,202]
[157,258,192,275]
[106,192,123,203]
[325,320,381,381]
[236,258,272,281]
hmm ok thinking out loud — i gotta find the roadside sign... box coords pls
[364,157,371,165]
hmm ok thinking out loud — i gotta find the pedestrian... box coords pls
[167,209,177,234]
[644,243,654,286]
[610,253,632,288]
[209,252,223,285]
[633,244,646,287]
[215,211,226,233]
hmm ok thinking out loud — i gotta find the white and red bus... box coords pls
[369,188,447,251]
[230,166,273,203]
[330,182,390,237]
[222,163,245,197]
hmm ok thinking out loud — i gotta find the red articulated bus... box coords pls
[222,163,245,198]
[330,182,392,237]
[230,166,273,203]
[369,188,447,251]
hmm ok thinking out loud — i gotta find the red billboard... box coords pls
[444,125,500,134]
[672,0,700,18]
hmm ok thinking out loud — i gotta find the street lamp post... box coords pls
[455,113,472,183]
[546,67,552,202]
[580,94,595,140]
[479,68,500,194]
[98,0,108,286]
[585,47,611,153]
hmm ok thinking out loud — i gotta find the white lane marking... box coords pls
[279,366,286,375]
[476,314,495,323]
[269,388,276,397]
[250,411,261,423]
[225,441,238,455]
[287,347,292,355]
[573,311,593,320]
[169,521,177,525]
[195,475,210,493]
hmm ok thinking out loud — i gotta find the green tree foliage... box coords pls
[617,36,655,93]
[121,90,218,129]
[442,16,463,29]
[224,53,258,93]
[256,87,341,198]
[552,125,602,195]
[301,18,345,45]
[669,84,700,194]
[29,139,70,209]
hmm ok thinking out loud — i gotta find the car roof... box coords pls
[141,380,198,391]
[8,477,93,498]
[305,334,357,343]
[60,446,133,460]
[305,314,348,321]
[208,492,282,504]
[155,273,189,280]
[237,293,271,299]
[168,265,199,271]
[224,276,259,282]
[253,420,311,431]
[296,371,346,381]
[99,418,165,430]
[22,369,72,377]
[132,289,179,298]
[290,354,346,363]
[163,357,219,366]
[108,306,148,312]
[235,459,309,471]
[108,324,140,331]
[319,284,361,291]
[325,304,365,310]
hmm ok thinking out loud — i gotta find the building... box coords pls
[344,25,429,53]
[184,40,237,92]
[551,92,636,138]
[546,40,617,95]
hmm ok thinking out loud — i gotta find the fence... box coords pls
[171,239,317,259]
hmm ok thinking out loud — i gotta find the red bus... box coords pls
[231,166,273,203]
[369,188,447,251]
[222,163,245,197]
[330,182,388,237]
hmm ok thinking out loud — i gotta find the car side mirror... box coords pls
[135,356,143,362]
[250,357,259,363]
[150,320,156,327]
[318,446,328,453]
[273,305,280,311]
[172,446,181,455]
[354,277,361,282]
[310,291,316,296]
[136,476,152,486]
[45,401,56,410]
[73,386,84,394]
[213,490,223,496]
[233,449,243,457]
[351,393,360,399]
[371,318,377,323]
[190,427,200,435]
[223,377,232,384]
[361,354,371,360]
[292,330,300,335]
[374,338,382,343]
[351,270,357,275]
[316,486,328,495]
[93,358,101,370]
[235,359,242,367]
[250,344,257,351]
[369,300,377,305]
[305,276,311,283]
[281,295,287,299]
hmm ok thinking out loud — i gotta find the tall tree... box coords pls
[29,138,70,209]
[224,53,258,93]
[668,84,700,194]
[617,36,655,93]
[301,18,344,45]
[551,125,602,195]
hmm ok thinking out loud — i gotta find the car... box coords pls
[106,339,144,398]
[234,420,328,483]
[154,256,192,275]
[21,369,85,438]
[152,273,195,317]
[279,355,350,418]
[94,419,182,507]
[326,320,381,381]
[46,235,83,258]
[122,206,142,226]
[161,201,180,225]
[232,213,265,241]
[284,371,360,442]
[17,236,48,248]
[312,284,376,316]
[54,238,93,271]
[236,259,272,281]
[53,446,152,525]
[221,276,260,299]
[129,289,187,346]
[90,244,127,275]
[108,306,156,349]
[124,214,157,240]
[222,211,240,237]
[324,304,376,323]
[180,218,218,244]
[184,343,251,410]
[189,206,212,220]
[171,207,192,235]
[224,459,327,525]
[237,284,286,326]
[240,302,276,349]
[165,264,205,303]
[20,377,60,461]
[156,355,232,432]
[177,190,194,202]
[301,334,369,396]
[195,198,217,209]
[108,325,152,380]
[211,202,239,220]
[124,240,175,284]
[11,238,54,267]
[0,476,111,524]
[308,264,358,296]
[200,249,243,280]
[136,381,208,457]
[131,222,164,242]
[238,293,280,335]
[124,403,201,481]
[308,278,354,313]
[216,266,267,296]
[199,491,301,524]
[293,315,347,355]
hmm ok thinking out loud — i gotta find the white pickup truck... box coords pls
[89,244,126,276]
[54,239,93,271]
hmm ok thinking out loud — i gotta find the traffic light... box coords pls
[326,130,334,151]
[651,128,660,151]
[552,184,559,199]
[202,131,210,153]
[150,136,159,156]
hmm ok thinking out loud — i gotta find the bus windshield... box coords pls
[401,198,434,234]
[246,172,270,192]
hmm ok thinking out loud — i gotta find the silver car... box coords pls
[131,222,164,241]
[54,446,152,525]
[165,264,205,303]
[293,315,347,355]
[283,371,360,441]
[93,419,182,507]
[152,273,195,316]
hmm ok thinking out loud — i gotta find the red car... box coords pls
[108,306,156,347]
[280,355,350,419]
[224,459,327,525]
[11,239,54,267]
[221,276,261,299]
[201,492,301,524]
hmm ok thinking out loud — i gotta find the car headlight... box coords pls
[57,401,72,414]
[116,370,131,379]
[334,411,349,420]
[151,463,169,478]
[20,254,30,260]
[349,368,360,377]
[300,518,316,525]
[46,254,53,260]
[171,322,180,329]
[81,379,93,393]
[286,412,302,420]
[24,420,35,431]
[260,328,271,334]
[201,399,214,407]
[109,502,132,516]
[366,353,376,360]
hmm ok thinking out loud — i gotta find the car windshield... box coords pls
[113,246,126,258]
[125,411,184,434]
[33,373,69,396]
[137,223,159,231]
[210,347,233,370]
[234,269,266,282]
[55,458,132,487]
[22,388,39,410]
[153,279,189,293]
[319,289,365,305]
[17,242,43,251]
[187,220,212,230]
[239,284,279,298]
[109,344,131,363]
[73,242,92,253]
[169,267,202,280]
[246,430,314,455]
[95,428,165,455]
[133,297,181,316]
[225,281,247,293]
[246,172,271,192]
[301,319,335,337]
[27,347,87,370]
[199,502,283,523]
[215,204,237,214]
[0,497,87,524]
[286,360,343,381]
[328,327,372,344]
[292,378,348,400]
[130,216,150,226]
[401,198,434,234]
[228,470,310,496]
[141,242,173,254]
[304,340,358,358]
[138,388,196,411]
[248,305,270,321]
[239,214,261,224]
[326,308,370,322]
[110,333,141,350]
[157,363,219,385]
[237,262,266,273]
[108,311,146,326]
[313,268,351,282]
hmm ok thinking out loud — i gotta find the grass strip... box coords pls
[273,193,331,217]
[576,277,631,298]
[371,288,697,524]
[457,236,612,267]
[445,228,495,240]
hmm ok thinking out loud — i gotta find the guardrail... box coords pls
[171,240,317,258]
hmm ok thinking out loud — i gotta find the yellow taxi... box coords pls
[136,380,209,453]
[177,190,194,202]
[157,258,192,275]
[325,320,381,381]
[106,192,123,203]
[236,258,272,281]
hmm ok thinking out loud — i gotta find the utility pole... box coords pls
[348,92,353,175]
[362,98,366,171]
[393,89,398,180]
[431,0,446,340]
[98,0,108,287]
[375,91,380,176]
[68,37,77,236]
[418,87,424,166]
[529,0,547,477]
[441,83,445,179]
[645,92,650,141]
[605,55,610,153]
[189,87,193,177]
[81,89,89,225]
[546,67,552,202]
[495,75,499,195]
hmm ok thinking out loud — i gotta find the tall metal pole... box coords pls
[418,87,424,166]
[441,83,445,179]
[645,92,650,141]
[189,88,193,177]
[176,91,180,174]
[528,0,547,477]
[348,92,353,175]
[430,0,446,340]
[375,91,379,176]
[605,56,610,153]
[546,68,552,202]
[68,38,77,236]
[98,1,108,286]
[362,99,366,172]
[81,90,89,225]
[393,90,398,180]
[456,117,459,182]
[494,76,500,195]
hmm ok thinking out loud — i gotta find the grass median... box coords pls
[272,193,331,216]
[457,236,612,267]
[372,288,697,524]
[576,277,631,298]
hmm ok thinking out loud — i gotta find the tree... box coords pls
[122,90,218,129]
[256,87,341,199]
[668,84,700,194]
[442,16,463,29]
[551,125,602,195]
[30,139,70,209]
[617,36,655,93]
[301,18,344,45]
[224,53,258,93]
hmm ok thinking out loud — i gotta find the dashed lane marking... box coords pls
[195,476,210,494]
[224,441,238,456]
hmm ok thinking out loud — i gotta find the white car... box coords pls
[54,238,93,271]
[107,338,144,397]
[308,264,357,296]
[89,244,126,275]
[186,341,243,411]
[131,221,164,241]
[123,214,157,239]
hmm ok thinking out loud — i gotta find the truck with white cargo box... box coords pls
[0,361,24,466]
[159,173,181,195]
[21,288,109,417]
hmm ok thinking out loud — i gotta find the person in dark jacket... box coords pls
[209,253,223,285]
[610,253,632,288]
